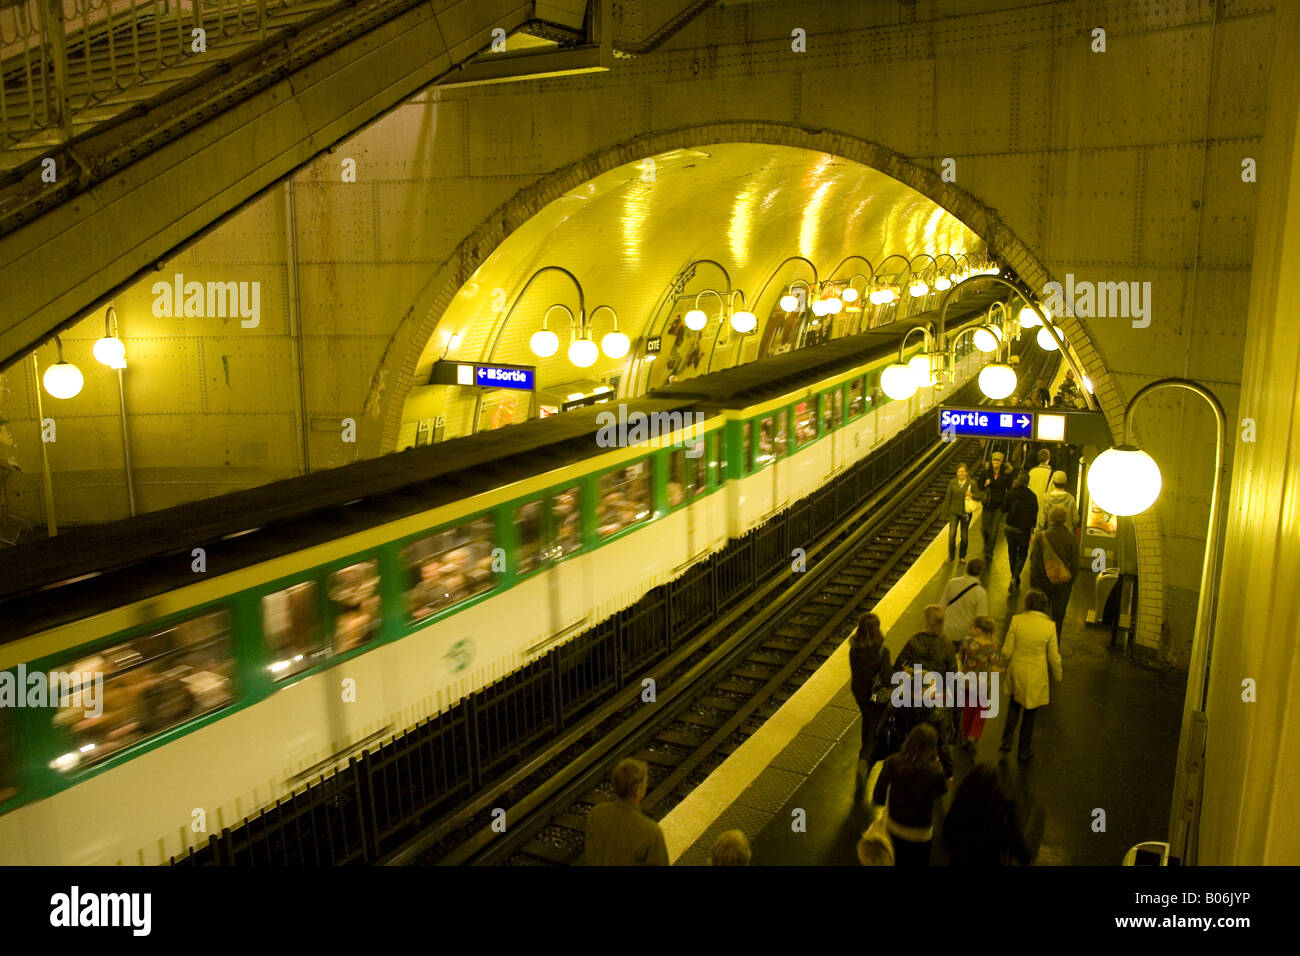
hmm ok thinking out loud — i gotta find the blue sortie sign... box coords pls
[939,406,1034,439]
[474,364,534,390]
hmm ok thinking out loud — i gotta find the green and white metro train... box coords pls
[0,331,987,864]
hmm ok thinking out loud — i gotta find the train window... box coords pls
[821,392,834,433]
[262,582,328,681]
[794,400,817,447]
[849,378,865,417]
[0,709,16,804]
[832,387,845,429]
[743,421,754,474]
[757,417,775,467]
[774,409,788,458]
[403,516,497,622]
[513,500,545,575]
[708,432,721,487]
[553,487,582,557]
[597,462,651,537]
[51,608,236,772]
[328,561,381,653]
[685,442,706,497]
[668,451,687,507]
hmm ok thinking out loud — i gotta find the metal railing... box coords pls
[1,0,304,147]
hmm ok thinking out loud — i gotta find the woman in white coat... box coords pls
[998,589,1063,761]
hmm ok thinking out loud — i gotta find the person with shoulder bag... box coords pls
[1029,505,1080,641]
[848,612,892,798]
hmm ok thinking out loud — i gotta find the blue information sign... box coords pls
[474,364,534,391]
[939,406,1034,440]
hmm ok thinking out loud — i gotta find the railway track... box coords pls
[400,432,982,867]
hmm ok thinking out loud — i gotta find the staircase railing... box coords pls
[1,0,304,148]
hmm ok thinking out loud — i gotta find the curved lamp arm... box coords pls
[826,254,875,280]
[589,304,620,332]
[935,273,1098,411]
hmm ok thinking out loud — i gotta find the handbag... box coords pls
[964,486,979,515]
[1039,532,1073,585]
[858,786,895,865]
[870,646,894,703]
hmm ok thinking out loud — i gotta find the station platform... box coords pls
[659,508,1185,866]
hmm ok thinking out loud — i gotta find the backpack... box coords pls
[1039,532,1072,585]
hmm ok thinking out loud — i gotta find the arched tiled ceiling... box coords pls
[398,143,985,437]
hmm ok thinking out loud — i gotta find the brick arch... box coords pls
[364,120,1164,650]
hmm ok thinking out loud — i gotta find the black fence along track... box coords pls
[170,361,1040,866]
[441,432,981,866]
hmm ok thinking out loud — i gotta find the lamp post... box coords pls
[96,307,136,517]
[1085,378,1228,866]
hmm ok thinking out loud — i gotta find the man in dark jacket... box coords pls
[941,464,974,562]
[888,606,957,774]
[1002,470,1040,592]
[974,452,1015,563]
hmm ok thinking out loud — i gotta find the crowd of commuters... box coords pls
[581,375,1079,867]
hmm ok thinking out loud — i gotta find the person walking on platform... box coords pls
[1002,471,1039,592]
[849,612,892,798]
[942,464,975,562]
[957,616,1002,749]
[887,607,956,775]
[1038,471,1079,533]
[1026,449,1053,528]
[584,758,669,866]
[871,724,950,867]
[998,590,1063,762]
[974,452,1015,562]
[941,763,1035,866]
[942,558,988,654]
[1029,505,1079,640]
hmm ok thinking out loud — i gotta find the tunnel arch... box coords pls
[363,119,1164,650]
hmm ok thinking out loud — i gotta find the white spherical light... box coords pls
[1018,306,1041,328]
[842,287,859,303]
[684,308,707,331]
[1037,326,1060,351]
[868,288,887,306]
[43,361,84,399]
[530,328,560,358]
[811,299,829,317]
[978,362,1017,400]
[990,264,1001,275]
[93,336,126,368]
[880,363,919,400]
[568,338,598,368]
[1088,446,1162,516]
[730,310,757,334]
[909,280,929,298]
[600,330,630,359]
[934,275,952,291]
[780,293,799,312]
[825,297,843,315]
[972,327,998,352]
[907,353,934,386]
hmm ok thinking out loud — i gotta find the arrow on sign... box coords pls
[1018,415,1030,428]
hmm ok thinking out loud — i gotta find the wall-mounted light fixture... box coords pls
[42,336,84,400]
